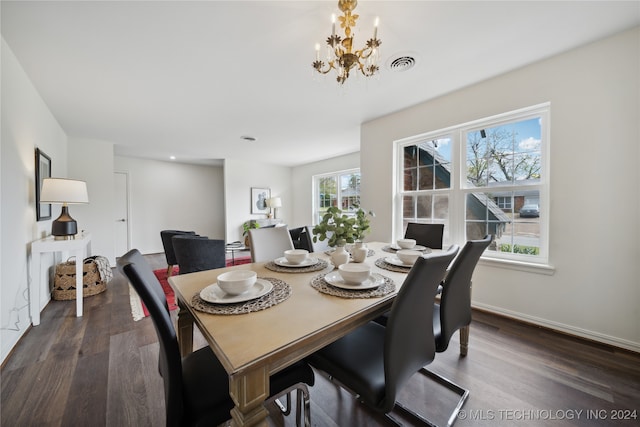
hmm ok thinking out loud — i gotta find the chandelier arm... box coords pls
[313,60,337,75]
[355,48,371,59]
[358,62,371,77]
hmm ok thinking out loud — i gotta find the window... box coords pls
[401,138,452,244]
[396,104,549,265]
[313,169,361,224]
[494,196,512,210]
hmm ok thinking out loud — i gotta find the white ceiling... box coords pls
[2,1,639,167]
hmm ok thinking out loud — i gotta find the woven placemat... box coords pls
[264,259,329,273]
[374,257,412,273]
[190,277,291,315]
[381,245,432,254]
[310,273,395,298]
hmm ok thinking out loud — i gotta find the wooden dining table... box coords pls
[168,241,411,427]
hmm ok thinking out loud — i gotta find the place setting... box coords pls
[191,270,292,315]
[311,262,395,298]
[381,238,432,254]
[375,247,423,273]
[265,249,329,273]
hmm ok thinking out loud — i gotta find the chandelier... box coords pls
[312,0,381,84]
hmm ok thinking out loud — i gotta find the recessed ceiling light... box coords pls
[169,155,176,160]
[240,135,257,142]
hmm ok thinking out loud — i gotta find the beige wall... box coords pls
[223,158,293,243]
[68,138,116,262]
[1,38,68,362]
[361,28,640,351]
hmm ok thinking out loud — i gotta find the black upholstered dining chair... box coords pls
[404,222,445,249]
[171,235,226,274]
[117,249,314,427]
[160,230,196,277]
[307,246,460,426]
[289,226,314,252]
[434,234,492,356]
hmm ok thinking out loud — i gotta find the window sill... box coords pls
[478,256,555,275]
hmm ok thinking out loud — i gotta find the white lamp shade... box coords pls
[267,197,282,208]
[40,178,89,204]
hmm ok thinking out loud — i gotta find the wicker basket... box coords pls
[53,257,107,300]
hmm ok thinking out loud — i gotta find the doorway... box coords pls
[114,171,130,257]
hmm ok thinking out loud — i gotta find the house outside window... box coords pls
[396,103,549,265]
[313,169,361,224]
[494,196,512,210]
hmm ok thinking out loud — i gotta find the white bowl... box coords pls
[338,263,371,285]
[217,270,257,295]
[396,249,422,265]
[397,238,416,249]
[284,249,309,264]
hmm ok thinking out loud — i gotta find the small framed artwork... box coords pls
[251,187,270,214]
[35,148,52,221]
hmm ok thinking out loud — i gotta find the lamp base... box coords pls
[54,235,76,241]
[51,206,78,238]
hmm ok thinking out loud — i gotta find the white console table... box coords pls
[30,232,92,325]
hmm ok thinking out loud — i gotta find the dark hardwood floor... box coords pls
[2,253,639,426]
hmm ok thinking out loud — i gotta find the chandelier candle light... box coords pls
[313,0,381,84]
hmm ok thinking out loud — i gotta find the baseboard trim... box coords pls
[472,302,640,354]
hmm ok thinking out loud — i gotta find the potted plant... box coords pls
[242,221,260,247]
[352,208,375,262]
[312,206,374,267]
[353,208,374,242]
[312,206,356,248]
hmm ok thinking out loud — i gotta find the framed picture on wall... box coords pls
[251,187,270,214]
[35,148,52,221]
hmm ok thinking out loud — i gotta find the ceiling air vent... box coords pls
[387,53,417,72]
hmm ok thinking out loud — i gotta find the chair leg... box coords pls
[419,368,469,426]
[166,264,173,277]
[317,365,440,427]
[271,384,310,427]
[274,392,292,415]
[297,384,311,427]
[459,325,469,356]
[392,402,438,426]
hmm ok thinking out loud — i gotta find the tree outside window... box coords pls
[314,169,361,224]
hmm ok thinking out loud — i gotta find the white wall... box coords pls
[114,156,225,254]
[224,159,292,243]
[290,152,360,227]
[68,138,116,264]
[361,28,640,351]
[1,39,68,363]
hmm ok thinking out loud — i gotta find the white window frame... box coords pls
[312,168,361,225]
[494,196,512,210]
[394,103,552,273]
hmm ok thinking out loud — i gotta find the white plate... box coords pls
[389,244,429,252]
[274,257,319,268]
[324,271,385,290]
[384,256,415,268]
[200,279,273,304]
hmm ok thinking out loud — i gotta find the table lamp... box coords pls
[266,197,282,219]
[39,178,89,239]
